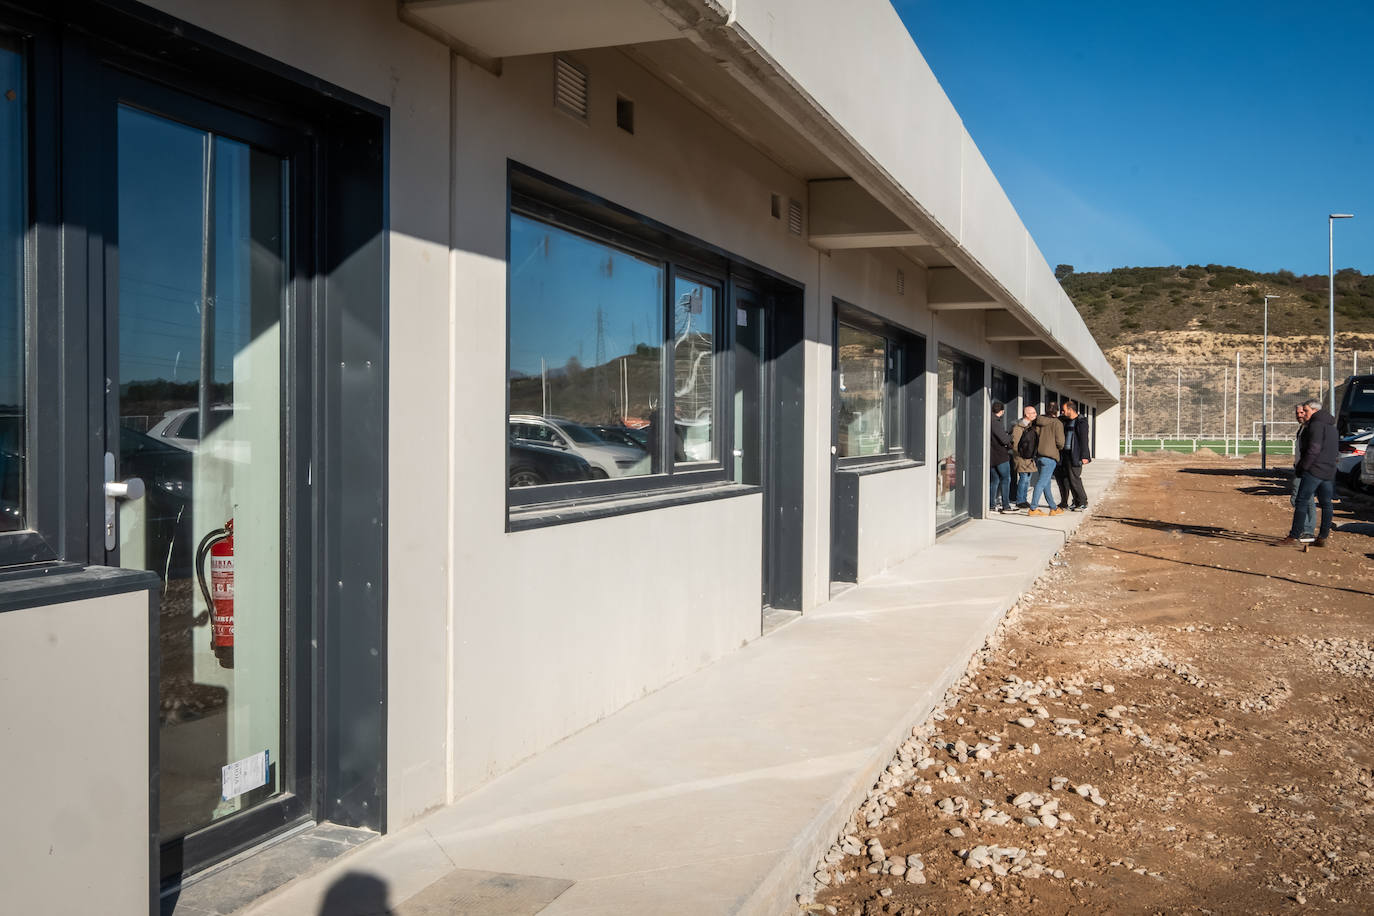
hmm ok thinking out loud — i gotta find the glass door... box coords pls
[733,287,769,607]
[104,81,308,879]
[935,349,974,528]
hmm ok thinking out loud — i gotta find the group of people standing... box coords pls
[1276,398,1339,547]
[989,400,1092,516]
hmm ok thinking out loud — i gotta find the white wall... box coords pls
[449,46,826,794]
[853,465,928,579]
[1,591,152,916]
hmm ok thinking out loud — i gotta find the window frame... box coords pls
[0,20,72,569]
[506,174,736,512]
[831,299,926,470]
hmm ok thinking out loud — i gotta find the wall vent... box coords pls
[787,199,803,236]
[615,95,635,134]
[896,269,906,296]
[554,56,589,121]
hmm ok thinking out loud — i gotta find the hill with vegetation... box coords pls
[1059,264,1374,350]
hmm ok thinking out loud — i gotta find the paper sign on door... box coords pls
[221,750,270,800]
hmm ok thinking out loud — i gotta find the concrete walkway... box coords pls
[244,462,1120,916]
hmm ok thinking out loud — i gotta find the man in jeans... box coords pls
[1057,401,1092,510]
[1289,402,1316,541]
[1275,397,1338,547]
[989,401,1013,513]
[1026,409,1066,516]
[1010,406,1039,509]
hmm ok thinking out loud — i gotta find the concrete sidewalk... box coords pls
[243,462,1120,916]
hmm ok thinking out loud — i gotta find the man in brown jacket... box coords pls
[1026,409,1066,516]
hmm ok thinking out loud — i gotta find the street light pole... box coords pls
[1261,294,1278,469]
[1329,213,1354,413]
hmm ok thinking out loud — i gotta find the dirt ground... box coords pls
[802,455,1374,915]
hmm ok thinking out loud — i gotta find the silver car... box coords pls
[509,415,646,478]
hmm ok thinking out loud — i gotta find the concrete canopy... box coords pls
[401,0,679,60]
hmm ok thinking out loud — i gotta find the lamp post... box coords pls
[1261,294,1279,468]
[1329,213,1354,413]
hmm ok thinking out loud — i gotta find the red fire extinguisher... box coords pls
[196,518,235,669]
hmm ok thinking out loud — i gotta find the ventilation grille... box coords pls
[896,269,906,295]
[787,199,803,236]
[554,56,589,121]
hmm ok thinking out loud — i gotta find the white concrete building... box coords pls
[0,1,1119,912]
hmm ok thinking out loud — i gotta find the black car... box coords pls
[120,424,195,576]
[1335,374,1374,437]
[508,438,595,487]
[586,424,649,452]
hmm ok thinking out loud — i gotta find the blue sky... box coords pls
[893,1,1374,276]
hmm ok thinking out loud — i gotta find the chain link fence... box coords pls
[1121,357,1361,456]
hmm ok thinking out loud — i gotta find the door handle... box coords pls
[104,450,146,551]
[105,478,146,500]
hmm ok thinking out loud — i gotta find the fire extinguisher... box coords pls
[196,518,234,669]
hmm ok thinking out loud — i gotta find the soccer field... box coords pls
[1120,438,1296,456]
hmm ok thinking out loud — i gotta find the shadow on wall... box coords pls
[319,872,393,916]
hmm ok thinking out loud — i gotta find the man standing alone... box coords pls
[1275,398,1338,547]
[1057,401,1092,510]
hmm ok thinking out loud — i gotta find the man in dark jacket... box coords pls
[1276,398,1338,546]
[1056,401,1092,510]
[989,401,1013,513]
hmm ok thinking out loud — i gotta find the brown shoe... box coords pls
[1313,537,1328,547]
[1272,536,1299,546]
[1049,508,1065,516]
[1027,510,1045,517]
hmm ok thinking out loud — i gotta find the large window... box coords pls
[832,301,924,466]
[0,37,24,533]
[836,324,898,457]
[507,184,731,504]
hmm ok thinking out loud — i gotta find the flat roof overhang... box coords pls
[398,0,1120,404]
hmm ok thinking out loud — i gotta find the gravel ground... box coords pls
[799,456,1374,915]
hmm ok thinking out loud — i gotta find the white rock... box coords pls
[906,870,926,884]
[879,887,893,898]
[814,871,830,886]
[1015,717,1036,728]
[1041,813,1059,828]
[949,827,965,838]
[1075,784,1093,797]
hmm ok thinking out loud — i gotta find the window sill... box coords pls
[0,564,159,614]
[508,481,760,532]
[834,457,923,478]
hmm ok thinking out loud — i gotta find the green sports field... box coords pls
[1120,438,1296,456]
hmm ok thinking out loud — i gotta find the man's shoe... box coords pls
[1017,502,1031,510]
[1299,536,1315,544]
[1027,509,1045,517]
[1049,508,1066,516]
[1071,504,1087,512]
[1272,536,1299,546]
[1313,537,1328,547]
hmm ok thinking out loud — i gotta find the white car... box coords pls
[1361,433,1374,490]
[146,405,234,452]
[509,415,646,479]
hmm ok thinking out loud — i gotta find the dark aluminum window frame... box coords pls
[0,20,69,569]
[831,299,926,472]
[0,0,392,895]
[505,165,787,517]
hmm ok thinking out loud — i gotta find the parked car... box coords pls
[508,439,595,488]
[1336,430,1371,488]
[585,425,648,452]
[1362,434,1374,490]
[119,424,195,576]
[147,405,234,452]
[509,415,645,478]
[1335,374,1374,437]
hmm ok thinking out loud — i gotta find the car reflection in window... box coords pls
[509,415,649,479]
[507,435,595,488]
